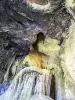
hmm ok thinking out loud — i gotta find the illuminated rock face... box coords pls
[22,27,75,100]
[65,0,75,19]
[37,37,60,56]
[23,51,43,69]
[64,23,75,82]
[61,22,75,100]
[65,0,75,9]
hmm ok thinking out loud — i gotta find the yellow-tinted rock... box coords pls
[42,69,50,75]
[65,0,75,19]
[23,50,60,72]
[65,0,75,8]
[23,51,43,69]
[37,37,60,56]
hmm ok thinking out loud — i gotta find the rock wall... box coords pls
[61,22,75,99]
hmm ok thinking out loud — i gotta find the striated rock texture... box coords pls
[0,67,53,100]
[0,0,73,74]
[60,22,75,100]
[0,0,75,100]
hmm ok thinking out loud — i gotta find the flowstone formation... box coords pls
[61,22,75,100]
[0,0,75,100]
[0,67,53,100]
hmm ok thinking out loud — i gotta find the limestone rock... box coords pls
[37,37,60,56]
[61,22,75,100]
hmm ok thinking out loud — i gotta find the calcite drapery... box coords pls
[0,67,53,100]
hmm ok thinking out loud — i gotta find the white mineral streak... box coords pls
[27,1,53,13]
[0,67,53,100]
[65,23,75,82]
[34,74,52,96]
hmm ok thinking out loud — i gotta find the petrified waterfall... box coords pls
[0,67,52,100]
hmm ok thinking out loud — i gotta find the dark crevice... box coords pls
[32,32,46,50]
[50,75,55,100]
[58,37,64,45]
